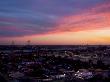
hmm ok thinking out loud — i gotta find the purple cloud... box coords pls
[0,0,108,37]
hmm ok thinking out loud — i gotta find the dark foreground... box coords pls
[0,45,110,82]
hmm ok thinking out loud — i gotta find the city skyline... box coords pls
[0,0,110,45]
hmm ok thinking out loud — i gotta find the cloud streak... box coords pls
[54,1,110,33]
[0,0,108,37]
[0,0,110,45]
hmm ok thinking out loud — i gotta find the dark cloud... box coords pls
[0,0,107,37]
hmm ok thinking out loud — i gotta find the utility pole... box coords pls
[27,40,31,46]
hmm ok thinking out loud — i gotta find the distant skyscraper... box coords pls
[11,41,15,45]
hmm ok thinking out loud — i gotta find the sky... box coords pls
[0,0,110,45]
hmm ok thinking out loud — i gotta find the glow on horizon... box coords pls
[1,28,110,45]
[0,0,110,45]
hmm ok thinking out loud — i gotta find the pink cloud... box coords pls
[52,1,110,33]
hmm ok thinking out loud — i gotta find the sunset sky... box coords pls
[0,0,110,45]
